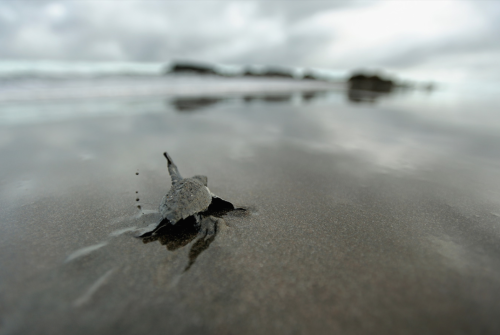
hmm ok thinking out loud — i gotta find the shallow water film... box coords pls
[1,78,500,334]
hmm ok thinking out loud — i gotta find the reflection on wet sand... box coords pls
[170,90,331,112]
[347,89,390,103]
[170,96,224,112]
[260,94,292,103]
[243,93,293,103]
[243,94,292,104]
[302,91,321,102]
[166,74,423,111]
[169,88,397,111]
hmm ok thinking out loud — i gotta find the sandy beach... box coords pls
[1,80,500,334]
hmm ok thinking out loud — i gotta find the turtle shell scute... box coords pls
[159,178,212,224]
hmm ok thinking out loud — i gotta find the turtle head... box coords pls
[163,152,173,165]
[192,175,208,186]
[163,151,182,184]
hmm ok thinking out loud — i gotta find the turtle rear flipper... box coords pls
[184,216,220,271]
[198,215,220,237]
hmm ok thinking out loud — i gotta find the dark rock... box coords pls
[302,72,318,80]
[301,71,324,81]
[348,72,394,93]
[167,62,219,75]
[243,67,295,79]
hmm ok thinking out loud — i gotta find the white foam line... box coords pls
[73,268,115,307]
[0,80,341,103]
[65,242,107,263]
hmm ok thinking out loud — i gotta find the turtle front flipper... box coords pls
[164,152,183,184]
[204,194,235,215]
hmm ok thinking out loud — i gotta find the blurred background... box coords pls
[1,1,499,84]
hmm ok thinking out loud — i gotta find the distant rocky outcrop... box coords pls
[302,72,318,80]
[243,67,295,79]
[348,72,394,93]
[165,62,421,92]
[167,62,219,76]
[301,70,328,81]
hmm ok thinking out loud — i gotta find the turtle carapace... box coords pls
[159,152,214,224]
[138,152,235,238]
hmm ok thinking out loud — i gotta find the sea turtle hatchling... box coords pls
[139,152,234,238]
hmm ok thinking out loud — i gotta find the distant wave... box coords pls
[0,60,166,79]
[0,60,347,80]
[0,76,342,103]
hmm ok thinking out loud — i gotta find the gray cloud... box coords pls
[0,1,499,81]
[0,1,355,64]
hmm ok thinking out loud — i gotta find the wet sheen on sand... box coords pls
[1,87,500,334]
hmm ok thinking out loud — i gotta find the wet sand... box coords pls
[1,87,500,334]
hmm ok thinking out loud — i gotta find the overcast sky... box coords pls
[1,1,499,82]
